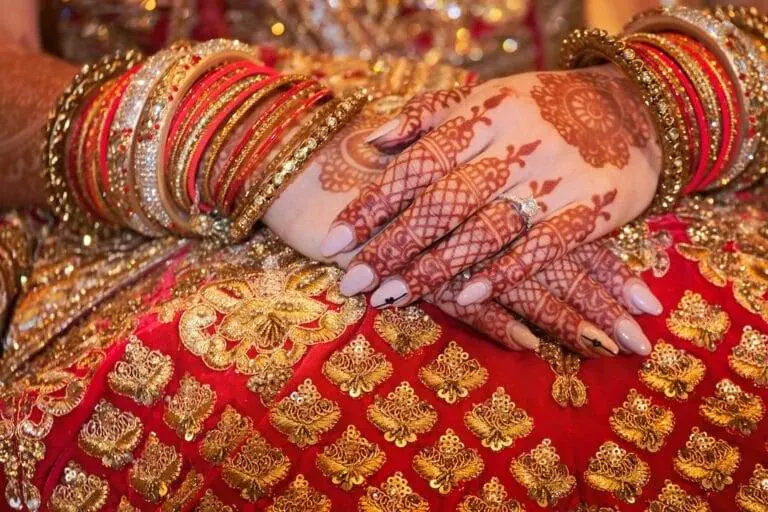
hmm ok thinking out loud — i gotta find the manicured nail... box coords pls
[507,323,540,351]
[320,224,355,257]
[364,117,402,144]
[578,322,619,357]
[614,316,652,355]
[340,264,376,296]
[371,278,410,308]
[625,279,663,315]
[457,280,492,306]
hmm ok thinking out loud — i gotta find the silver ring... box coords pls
[497,192,540,231]
[460,269,472,281]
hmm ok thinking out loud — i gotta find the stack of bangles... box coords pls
[42,39,369,243]
[561,5,767,215]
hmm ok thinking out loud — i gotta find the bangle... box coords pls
[65,90,100,220]
[709,5,768,49]
[560,29,689,214]
[81,81,118,223]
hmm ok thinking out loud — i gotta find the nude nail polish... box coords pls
[364,118,402,144]
[320,224,355,257]
[457,281,492,306]
[507,323,540,351]
[624,279,663,315]
[340,264,376,296]
[578,322,619,357]
[614,316,652,355]
[371,278,410,308]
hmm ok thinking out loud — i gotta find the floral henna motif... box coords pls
[571,242,636,307]
[531,72,651,169]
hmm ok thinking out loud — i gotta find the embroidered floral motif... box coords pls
[729,325,768,387]
[222,432,291,501]
[316,424,386,491]
[735,464,768,512]
[584,441,650,504]
[646,481,711,512]
[412,428,484,495]
[639,341,705,400]
[510,439,575,508]
[163,374,216,441]
[194,490,233,512]
[78,399,143,469]
[107,336,174,406]
[700,378,765,436]
[419,341,488,404]
[270,378,341,447]
[161,470,203,512]
[609,389,674,452]
[673,427,740,491]
[49,462,109,512]
[117,497,139,511]
[358,472,429,512]
[267,474,331,512]
[200,405,253,464]
[323,335,393,398]
[373,306,441,356]
[537,342,587,407]
[464,387,533,452]
[666,291,731,351]
[607,221,671,277]
[456,477,524,512]
[366,381,437,447]
[128,432,182,503]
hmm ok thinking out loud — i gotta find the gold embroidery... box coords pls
[456,477,524,512]
[666,291,731,351]
[584,441,650,504]
[163,374,216,441]
[222,433,291,501]
[200,405,252,464]
[729,325,768,388]
[161,470,203,512]
[267,474,331,512]
[607,221,672,277]
[419,340,488,404]
[537,342,587,407]
[316,424,386,491]
[49,462,109,512]
[78,399,143,469]
[735,464,768,512]
[464,387,533,452]
[700,378,765,436]
[107,336,174,406]
[358,472,429,512]
[609,389,674,452]
[117,497,138,512]
[647,481,711,512]
[510,439,575,508]
[373,306,441,356]
[673,427,740,491]
[322,334,392,398]
[194,490,233,512]
[270,378,341,448]
[366,381,437,447]
[639,341,705,400]
[412,428,484,495]
[128,432,182,503]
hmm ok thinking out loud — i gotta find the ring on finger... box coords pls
[497,192,540,231]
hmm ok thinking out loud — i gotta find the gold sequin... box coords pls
[412,428,484,495]
[584,441,650,504]
[117,497,138,512]
[456,477,524,512]
[639,341,705,400]
[49,462,109,512]
[267,474,331,512]
[464,386,533,452]
[200,405,253,465]
[729,325,768,387]
[322,334,392,398]
[537,342,587,408]
[194,490,233,512]
[316,424,386,491]
[107,336,174,406]
[666,291,730,351]
[358,472,429,512]
[646,481,711,512]
[222,433,291,501]
[673,427,740,491]
[419,340,488,404]
[163,374,216,441]
[510,439,575,508]
[78,399,143,469]
[128,432,182,503]
[373,306,441,356]
[161,470,203,512]
[700,378,765,436]
[366,381,437,447]
[270,378,341,447]
[609,389,674,452]
[735,464,768,512]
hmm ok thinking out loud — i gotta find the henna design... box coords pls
[571,242,636,307]
[528,178,562,213]
[531,72,651,169]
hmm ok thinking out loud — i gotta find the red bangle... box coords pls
[67,92,101,219]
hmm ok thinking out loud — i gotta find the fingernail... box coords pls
[340,264,376,296]
[578,322,619,357]
[320,224,355,257]
[614,316,652,355]
[371,278,410,308]
[457,280,492,306]
[625,279,663,315]
[507,323,540,351]
[364,117,402,144]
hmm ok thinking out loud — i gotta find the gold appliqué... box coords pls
[464,386,533,452]
[322,335,392,398]
[700,378,765,436]
[609,389,674,452]
[729,325,768,387]
[267,474,331,512]
[316,424,386,491]
[194,490,233,512]
[107,336,174,406]
[639,341,705,400]
[509,439,575,508]
[200,405,252,465]
[49,462,109,512]
[117,497,138,511]
[161,470,203,512]
[366,381,437,447]
[412,428,484,495]
[666,291,731,351]
[673,427,740,491]
[373,306,441,356]
[358,472,429,512]
[222,432,291,501]
[270,378,341,447]
[78,399,143,468]
[647,481,711,512]
[537,342,587,407]
[736,464,768,512]
[584,441,650,504]
[607,221,672,277]
[163,374,216,441]
[456,477,524,512]
[128,432,182,503]
[419,340,488,404]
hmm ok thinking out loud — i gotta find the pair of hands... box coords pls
[265,64,664,357]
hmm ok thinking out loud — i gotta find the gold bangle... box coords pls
[710,5,768,49]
